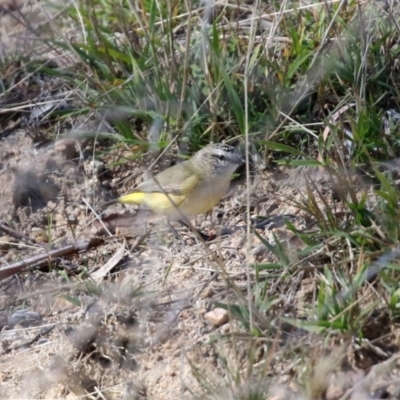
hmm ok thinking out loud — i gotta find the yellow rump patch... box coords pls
[118,192,186,217]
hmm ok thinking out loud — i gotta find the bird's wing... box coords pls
[135,161,199,196]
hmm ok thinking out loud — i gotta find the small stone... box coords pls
[47,201,57,209]
[201,287,214,299]
[0,235,12,250]
[66,214,78,225]
[204,308,229,326]
[111,178,120,186]
[219,323,230,334]
[31,227,48,243]
[8,309,43,327]
[88,159,104,176]
[163,342,172,350]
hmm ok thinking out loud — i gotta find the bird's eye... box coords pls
[218,154,225,161]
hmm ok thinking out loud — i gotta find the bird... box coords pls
[102,143,245,221]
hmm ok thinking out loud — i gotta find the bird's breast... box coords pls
[178,175,231,217]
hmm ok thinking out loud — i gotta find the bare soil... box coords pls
[1,124,400,400]
[0,122,289,399]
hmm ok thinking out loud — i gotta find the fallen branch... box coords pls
[0,221,38,246]
[90,239,126,283]
[0,238,104,281]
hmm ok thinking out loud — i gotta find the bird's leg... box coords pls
[201,210,228,238]
[177,219,211,242]
[205,210,213,224]
[166,218,186,244]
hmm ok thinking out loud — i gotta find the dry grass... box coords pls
[2,0,400,399]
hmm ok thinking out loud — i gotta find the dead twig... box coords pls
[4,325,56,355]
[0,221,38,246]
[0,238,104,281]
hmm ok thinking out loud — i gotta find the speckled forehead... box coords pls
[212,144,237,154]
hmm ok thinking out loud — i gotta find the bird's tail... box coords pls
[99,198,119,209]
[100,192,144,209]
[118,192,145,205]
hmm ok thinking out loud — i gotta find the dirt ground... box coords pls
[1,124,399,399]
[0,118,306,399]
